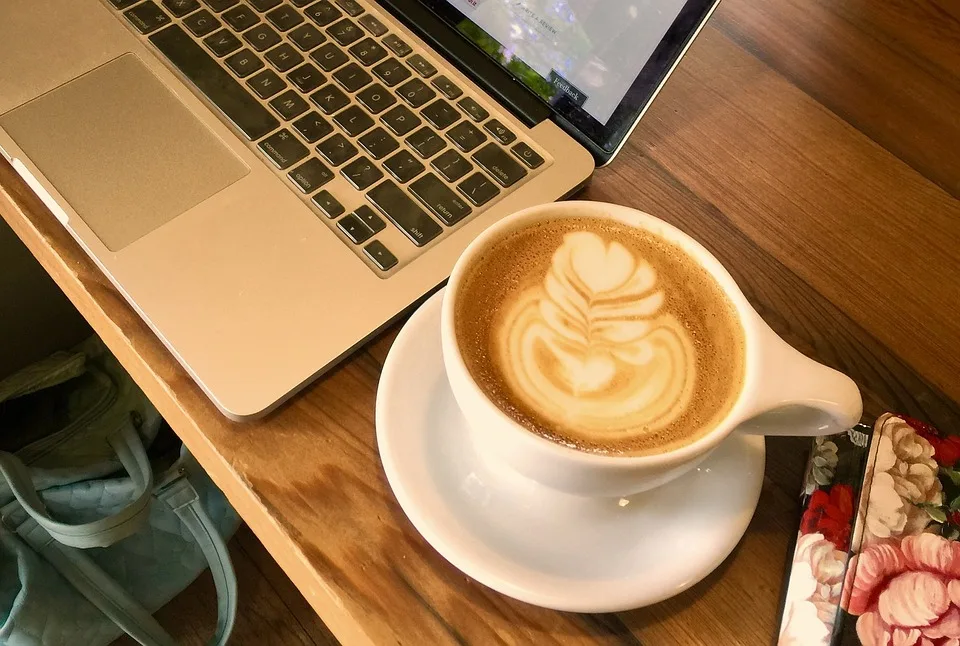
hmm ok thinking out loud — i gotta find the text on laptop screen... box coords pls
[442,0,688,125]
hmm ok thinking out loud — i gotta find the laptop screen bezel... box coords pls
[412,0,720,161]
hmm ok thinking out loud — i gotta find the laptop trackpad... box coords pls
[0,54,248,251]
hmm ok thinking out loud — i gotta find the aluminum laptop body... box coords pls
[0,0,718,418]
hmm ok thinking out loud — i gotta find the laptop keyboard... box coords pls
[107,0,549,275]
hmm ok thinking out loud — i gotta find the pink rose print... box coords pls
[779,533,848,645]
[842,533,960,646]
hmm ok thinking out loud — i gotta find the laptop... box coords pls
[0,0,718,419]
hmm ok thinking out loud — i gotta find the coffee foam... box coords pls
[455,217,745,456]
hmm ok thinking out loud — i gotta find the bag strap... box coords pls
[0,422,153,548]
[14,477,237,646]
[156,478,237,646]
[16,518,178,646]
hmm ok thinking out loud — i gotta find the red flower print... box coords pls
[904,416,960,467]
[842,533,960,646]
[801,484,855,551]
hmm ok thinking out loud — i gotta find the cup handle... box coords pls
[736,312,863,437]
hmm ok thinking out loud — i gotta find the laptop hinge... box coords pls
[375,0,551,128]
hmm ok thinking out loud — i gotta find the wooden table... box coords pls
[3,0,959,643]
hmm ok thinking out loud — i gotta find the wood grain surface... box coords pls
[3,0,959,643]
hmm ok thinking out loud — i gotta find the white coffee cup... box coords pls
[440,201,862,498]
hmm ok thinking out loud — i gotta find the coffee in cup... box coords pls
[454,216,745,457]
[442,201,861,498]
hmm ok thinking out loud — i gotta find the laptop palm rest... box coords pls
[0,54,247,251]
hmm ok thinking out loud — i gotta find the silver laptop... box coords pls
[0,0,718,419]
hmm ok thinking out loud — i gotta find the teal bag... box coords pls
[0,339,240,645]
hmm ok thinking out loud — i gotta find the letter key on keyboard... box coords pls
[150,25,279,140]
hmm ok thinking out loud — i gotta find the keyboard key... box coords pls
[431,75,462,100]
[355,205,386,233]
[258,129,308,169]
[341,156,383,190]
[358,14,387,37]
[410,173,472,225]
[396,78,435,108]
[304,0,341,25]
[269,89,309,120]
[421,99,460,130]
[333,105,374,136]
[125,2,171,34]
[457,172,499,206]
[292,111,333,142]
[309,83,349,113]
[223,4,259,31]
[311,189,344,218]
[288,63,326,92]
[356,83,396,114]
[310,42,349,71]
[150,25,279,140]
[457,96,488,122]
[204,0,238,11]
[225,48,264,77]
[364,240,398,271]
[332,62,371,92]
[380,104,420,136]
[266,5,304,30]
[407,54,436,77]
[327,18,362,45]
[289,23,325,50]
[109,0,141,8]
[511,142,544,169]
[204,28,242,56]
[358,127,398,159]
[291,0,316,5]
[247,68,286,98]
[382,34,411,57]
[337,213,374,243]
[243,23,281,50]
[288,157,334,192]
[287,157,333,195]
[431,149,471,183]
[349,38,387,66]
[372,58,411,87]
[406,126,445,159]
[335,0,363,17]
[249,0,281,10]
[445,120,486,152]
[367,180,442,246]
[383,150,424,183]
[317,133,357,165]
[163,0,200,18]
[184,9,221,36]
[472,142,526,187]
[265,43,303,71]
[484,119,516,145]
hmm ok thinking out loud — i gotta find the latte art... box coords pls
[499,232,696,440]
[455,216,745,456]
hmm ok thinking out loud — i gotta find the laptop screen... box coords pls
[416,0,718,157]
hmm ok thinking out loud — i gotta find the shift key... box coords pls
[367,180,442,246]
[472,142,527,187]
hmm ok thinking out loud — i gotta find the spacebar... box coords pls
[149,25,279,141]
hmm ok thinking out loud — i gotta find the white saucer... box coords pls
[376,289,766,613]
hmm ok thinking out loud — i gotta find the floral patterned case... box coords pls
[778,414,960,646]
